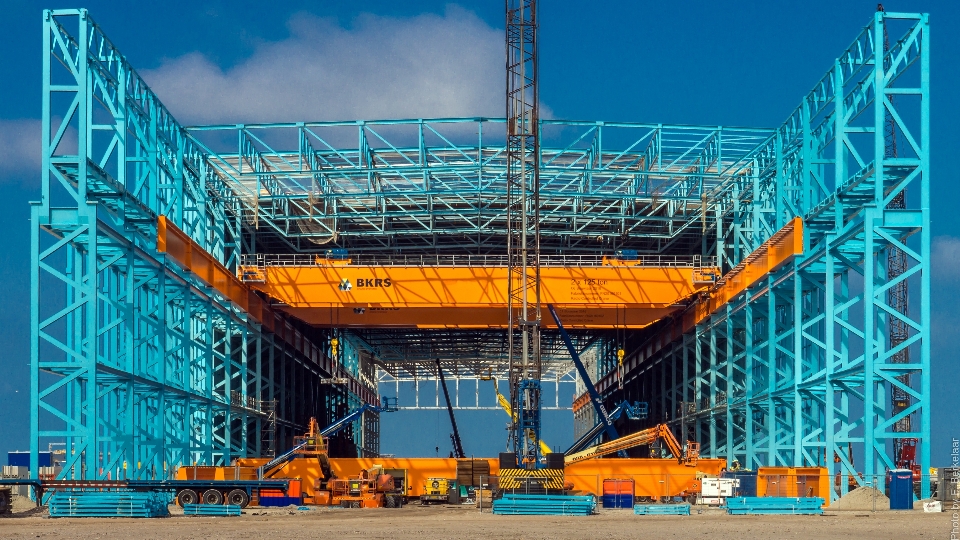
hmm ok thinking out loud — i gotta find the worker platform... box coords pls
[239,254,718,328]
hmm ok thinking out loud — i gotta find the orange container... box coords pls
[287,479,302,498]
[602,479,634,495]
[314,490,331,505]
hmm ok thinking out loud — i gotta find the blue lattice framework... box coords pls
[592,11,930,500]
[31,7,931,496]
[186,120,772,257]
[31,9,378,480]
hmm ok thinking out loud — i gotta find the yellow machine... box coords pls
[493,379,552,457]
[421,478,450,503]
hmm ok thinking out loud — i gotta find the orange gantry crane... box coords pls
[237,255,718,329]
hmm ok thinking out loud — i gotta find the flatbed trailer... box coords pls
[0,478,290,508]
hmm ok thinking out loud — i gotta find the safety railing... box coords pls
[240,253,716,269]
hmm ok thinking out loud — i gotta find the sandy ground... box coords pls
[0,501,951,540]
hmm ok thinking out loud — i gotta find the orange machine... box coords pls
[757,467,831,502]
[328,457,725,501]
[565,424,699,465]
[238,260,717,329]
[325,466,400,508]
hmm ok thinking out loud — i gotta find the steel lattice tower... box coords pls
[881,5,912,462]
[505,0,542,466]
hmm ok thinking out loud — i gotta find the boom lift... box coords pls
[436,360,466,459]
[565,424,699,465]
[549,304,699,464]
[258,397,398,480]
[565,400,649,455]
[547,305,625,457]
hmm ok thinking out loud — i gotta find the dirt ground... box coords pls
[0,501,950,540]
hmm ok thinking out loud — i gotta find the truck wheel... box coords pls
[384,495,396,508]
[202,489,224,505]
[227,489,250,508]
[0,489,10,514]
[177,489,198,507]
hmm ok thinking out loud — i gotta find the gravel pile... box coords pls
[831,486,889,511]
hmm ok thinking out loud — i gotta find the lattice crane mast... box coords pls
[505,0,542,468]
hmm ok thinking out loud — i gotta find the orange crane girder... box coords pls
[240,264,714,329]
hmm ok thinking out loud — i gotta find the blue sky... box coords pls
[0,0,957,465]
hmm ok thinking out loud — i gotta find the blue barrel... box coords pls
[888,469,914,510]
[722,470,758,497]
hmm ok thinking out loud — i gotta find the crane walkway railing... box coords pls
[240,253,715,269]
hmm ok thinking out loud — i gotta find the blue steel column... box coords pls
[32,9,357,480]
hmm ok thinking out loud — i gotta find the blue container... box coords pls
[7,451,51,467]
[722,470,758,497]
[602,494,634,508]
[259,496,302,507]
[888,469,914,510]
[616,249,639,261]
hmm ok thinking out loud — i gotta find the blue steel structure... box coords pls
[590,11,931,500]
[31,8,930,500]
[32,9,379,482]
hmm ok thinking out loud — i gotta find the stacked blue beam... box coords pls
[183,504,242,516]
[633,503,691,515]
[725,497,824,515]
[49,491,171,518]
[492,494,595,516]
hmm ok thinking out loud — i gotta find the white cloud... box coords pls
[932,235,960,286]
[141,7,506,126]
[0,119,41,184]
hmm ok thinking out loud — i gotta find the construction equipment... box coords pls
[421,477,450,504]
[241,262,709,329]
[0,487,10,514]
[493,378,552,458]
[258,398,398,480]
[328,466,399,508]
[170,398,398,508]
[896,437,921,481]
[547,304,624,457]
[319,397,399,439]
[566,400,648,455]
[258,417,330,480]
[505,0,544,469]
[565,424,698,465]
[436,360,465,459]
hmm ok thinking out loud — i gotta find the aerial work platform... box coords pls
[238,255,718,328]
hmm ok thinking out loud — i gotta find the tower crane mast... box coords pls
[505,0,542,468]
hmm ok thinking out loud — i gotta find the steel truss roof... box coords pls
[187,120,772,255]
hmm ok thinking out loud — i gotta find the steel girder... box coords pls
[186,120,772,257]
[602,11,930,501]
[32,9,373,480]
